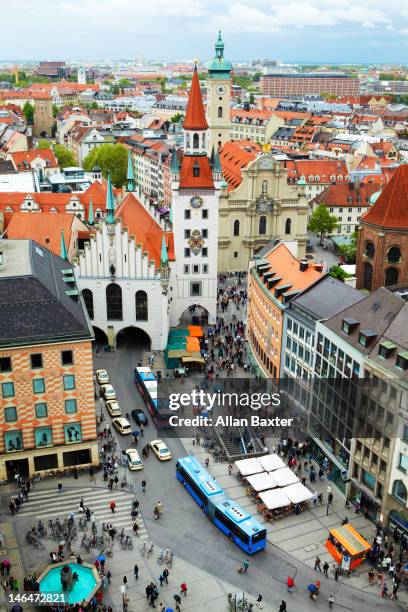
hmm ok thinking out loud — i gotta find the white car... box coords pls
[112,418,132,435]
[106,400,121,417]
[96,369,109,384]
[125,448,143,471]
[101,384,116,401]
[149,439,172,461]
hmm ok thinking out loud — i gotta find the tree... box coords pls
[170,112,184,123]
[338,232,357,264]
[308,204,338,244]
[38,139,51,149]
[52,104,59,118]
[83,143,127,187]
[53,144,77,168]
[22,101,34,124]
[249,93,255,105]
[329,265,350,282]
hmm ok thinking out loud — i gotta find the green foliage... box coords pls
[22,101,34,124]
[53,144,77,168]
[249,93,255,105]
[52,104,59,118]
[38,139,51,149]
[253,72,262,82]
[379,72,405,81]
[329,265,350,282]
[233,75,253,89]
[308,204,338,243]
[118,78,133,89]
[170,112,184,123]
[338,232,357,264]
[83,143,128,187]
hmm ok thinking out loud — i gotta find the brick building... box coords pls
[356,165,408,291]
[260,73,359,98]
[0,239,97,481]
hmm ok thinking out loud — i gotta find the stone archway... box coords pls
[179,304,209,327]
[93,326,108,348]
[115,326,151,351]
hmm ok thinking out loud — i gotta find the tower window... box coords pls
[218,107,223,118]
[193,161,200,177]
[285,218,292,235]
[259,216,267,235]
[193,133,199,149]
[233,220,240,236]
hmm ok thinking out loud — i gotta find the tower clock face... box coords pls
[190,195,203,209]
[216,85,226,95]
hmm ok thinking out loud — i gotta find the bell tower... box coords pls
[207,31,232,153]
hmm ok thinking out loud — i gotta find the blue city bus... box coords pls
[134,367,171,429]
[176,456,267,554]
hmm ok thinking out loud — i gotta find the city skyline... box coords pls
[1,0,408,63]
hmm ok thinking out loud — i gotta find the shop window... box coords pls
[65,399,77,414]
[4,406,17,422]
[63,375,75,391]
[34,453,58,471]
[35,403,48,418]
[2,382,15,398]
[33,378,45,394]
[64,423,82,444]
[393,479,407,504]
[35,426,53,448]
[4,430,23,452]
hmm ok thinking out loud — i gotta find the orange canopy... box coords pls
[186,337,200,351]
[188,325,203,337]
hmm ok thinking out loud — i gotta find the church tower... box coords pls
[169,65,221,326]
[207,31,232,153]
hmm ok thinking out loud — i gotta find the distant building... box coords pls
[0,239,97,481]
[36,61,67,79]
[260,73,359,97]
[33,96,54,138]
[77,67,86,85]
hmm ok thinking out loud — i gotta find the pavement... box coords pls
[307,230,340,273]
[0,273,403,611]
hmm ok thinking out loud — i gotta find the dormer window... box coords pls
[396,352,408,370]
[379,340,397,359]
[342,318,359,334]
[358,329,377,347]
[193,160,200,178]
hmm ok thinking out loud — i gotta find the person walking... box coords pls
[134,564,139,580]
[328,594,334,608]
[57,481,63,494]
[279,601,287,612]
[228,464,233,475]
[314,556,322,572]
[122,594,129,611]
[109,501,116,513]
[238,559,249,573]
[205,457,209,468]
[173,594,181,606]
[286,576,294,593]
[162,568,169,584]
[142,479,147,493]
[159,573,165,587]
[180,582,187,596]
[323,561,329,577]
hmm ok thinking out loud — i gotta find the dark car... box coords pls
[131,408,148,426]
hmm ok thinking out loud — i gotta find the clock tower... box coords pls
[169,65,221,326]
[207,31,232,153]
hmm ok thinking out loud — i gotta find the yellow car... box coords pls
[106,400,121,417]
[112,418,131,435]
[125,449,144,471]
[96,369,109,384]
[149,439,172,461]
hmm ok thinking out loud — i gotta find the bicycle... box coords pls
[140,541,154,557]
[157,548,173,565]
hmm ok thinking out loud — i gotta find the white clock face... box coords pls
[216,85,226,95]
[190,195,203,209]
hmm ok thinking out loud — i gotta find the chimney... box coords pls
[299,259,308,272]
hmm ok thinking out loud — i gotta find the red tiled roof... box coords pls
[183,67,208,131]
[219,140,259,191]
[11,148,59,170]
[313,182,380,208]
[285,159,348,183]
[115,193,174,267]
[5,212,87,256]
[361,164,408,229]
[179,155,214,189]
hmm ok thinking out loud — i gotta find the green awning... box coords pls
[380,340,397,350]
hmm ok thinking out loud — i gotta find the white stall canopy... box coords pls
[258,453,286,472]
[272,467,300,488]
[283,482,314,504]
[246,472,277,492]
[258,489,291,510]
[235,458,264,476]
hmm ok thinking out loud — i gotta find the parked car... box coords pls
[101,384,116,400]
[106,400,121,417]
[149,439,172,461]
[131,408,148,426]
[112,418,131,435]
[96,369,109,384]
[125,448,143,471]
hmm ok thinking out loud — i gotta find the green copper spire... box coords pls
[213,150,222,174]
[208,30,232,77]
[170,148,179,174]
[88,197,94,225]
[127,150,135,192]
[60,228,68,260]
[106,172,115,224]
[215,30,224,58]
[161,235,168,266]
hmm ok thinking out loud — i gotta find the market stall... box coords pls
[283,482,314,504]
[257,488,291,520]
[235,458,264,479]
[246,472,277,494]
[272,467,300,488]
[258,453,286,472]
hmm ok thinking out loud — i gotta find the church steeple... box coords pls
[183,64,208,156]
[126,150,135,192]
[60,228,68,260]
[88,197,94,225]
[106,173,115,224]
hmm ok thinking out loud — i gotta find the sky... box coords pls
[1,0,408,63]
